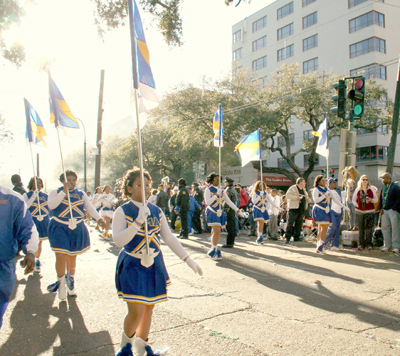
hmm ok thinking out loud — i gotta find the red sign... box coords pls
[258,173,293,186]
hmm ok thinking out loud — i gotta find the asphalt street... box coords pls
[1,224,400,356]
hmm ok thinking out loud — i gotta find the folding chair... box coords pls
[303,218,318,241]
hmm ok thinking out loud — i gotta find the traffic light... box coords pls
[331,79,347,119]
[347,77,365,119]
[198,161,206,175]
[321,168,326,175]
[193,161,198,173]
[330,169,335,178]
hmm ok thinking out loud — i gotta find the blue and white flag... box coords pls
[235,130,261,167]
[128,0,159,124]
[25,98,47,147]
[213,104,223,147]
[313,114,329,158]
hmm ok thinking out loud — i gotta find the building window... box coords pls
[350,37,386,58]
[303,0,316,6]
[252,16,267,33]
[233,30,241,43]
[233,48,243,61]
[252,56,267,71]
[277,23,294,40]
[304,154,319,168]
[278,134,295,147]
[349,0,383,8]
[350,63,386,80]
[356,146,387,162]
[277,44,294,61]
[278,157,295,169]
[252,36,267,52]
[256,76,268,88]
[349,11,385,33]
[303,12,317,29]
[303,130,314,142]
[303,34,318,51]
[303,58,318,74]
[277,2,294,20]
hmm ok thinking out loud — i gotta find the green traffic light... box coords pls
[354,104,363,116]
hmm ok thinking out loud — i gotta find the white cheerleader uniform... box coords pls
[252,190,281,222]
[100,193,115,219]
[204,186,237,227]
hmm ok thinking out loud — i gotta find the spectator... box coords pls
[237,184,249,210]
[169,186,179,230]
[379,172,400,253]
[156,184,170,217]
[191,182,204,234]
[285,178,311,244]
[148,189,158,205]
[176,179,190,239]
[352,174,379,250]
[11,174,27,195]
[187,187,201,234]
[342,166,360,231]
[267,189,282,240]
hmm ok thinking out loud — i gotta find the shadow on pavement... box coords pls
[0,274,114,355]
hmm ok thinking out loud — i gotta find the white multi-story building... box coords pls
[231,0,400,187]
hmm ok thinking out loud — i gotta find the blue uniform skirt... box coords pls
[33,215,50,240]
[312,206,331,225]
[116,249,171,305]
[206,206,227,228]
[253,206,270,222]
[48,220,90,255]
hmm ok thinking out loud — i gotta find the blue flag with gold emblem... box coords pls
[128,0,159,116]
[213,104,223,147]
[25,98,47,147]
[235,130,261,167]
[49,77,80,137]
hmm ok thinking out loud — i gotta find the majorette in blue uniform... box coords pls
[0,186,38,329]
[115,201,170,304]
[312,186,332,225]
[252,190,270,222]
[48,187,90,255]
[205,186,227,227]
[24,191,50,240]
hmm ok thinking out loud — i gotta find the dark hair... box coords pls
[151,189,158,195]
[95,186,102,194]
[296,177,305,185]
[121,167,152,200]
[11,174,21,184]
[27,177,43,191]
[314,175,325,187]
[206,173,219,184]
[59,170,78,183]
[102,185,111,193]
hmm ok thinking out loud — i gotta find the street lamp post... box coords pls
[76,117,87,192]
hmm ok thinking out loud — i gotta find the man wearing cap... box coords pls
[176,178,190,239]
[322,178,350,251]
[379,172,400,253]
[169,186,179,230]
[223,177,238,247]
[192,182,204,234]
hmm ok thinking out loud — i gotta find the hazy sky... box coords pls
[0,0,274,188]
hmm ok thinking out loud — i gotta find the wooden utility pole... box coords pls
[94,70,105,189]
[387,55,400,175]
[36,153,40,176]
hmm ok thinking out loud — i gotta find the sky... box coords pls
[0,0,274,189]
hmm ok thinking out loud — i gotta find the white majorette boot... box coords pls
[116,332,134,355]
[65,272,77,296]
[133,337,147,356]
[58,275,67,301]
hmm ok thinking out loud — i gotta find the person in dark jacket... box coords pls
[223,177,238,248]
[192,182,204,234]
[169,186,179,230]
[176,178,190,239]
[11,174,27,195]
[156,184,169,217]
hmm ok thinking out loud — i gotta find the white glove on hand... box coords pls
[185,256,203,276]
[217,188,223,196]
[325,192,331,198]
[136,206,150,225]
[238,211,245,218]
[32,190,39,199]
[344,206,351,212]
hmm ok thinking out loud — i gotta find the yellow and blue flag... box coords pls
[128,0,159,117]
[235,130,261,167]
[213,104,223,147]
[313,114,329,158]
[24,98,47,147]
[49,76,80,137]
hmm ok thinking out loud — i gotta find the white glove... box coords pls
[136,206,150,225]
[32,190,39,199]
[344,206,351,212]
[217,188,223,196]
[325,192,331,198]
[185,256,203,276]
[238,211,245,218]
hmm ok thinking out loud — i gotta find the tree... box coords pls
[0,115,13,143]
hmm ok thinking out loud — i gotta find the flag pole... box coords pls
[49,72,76,230]
[218,104,222,213]
[133,88,150,257]
[29,143,43,221]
